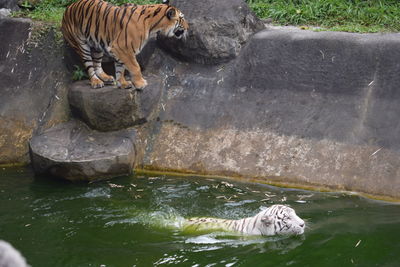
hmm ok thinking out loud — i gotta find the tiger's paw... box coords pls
[90,77,104,89]
[134,78,148,91]
[98,72,115,85]
[117,80,133,89]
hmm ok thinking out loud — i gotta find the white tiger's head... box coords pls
[255,205,305,236]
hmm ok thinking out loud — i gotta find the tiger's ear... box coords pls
[162,0,170,5]
[261,216,273,226]
[166,8,176,19]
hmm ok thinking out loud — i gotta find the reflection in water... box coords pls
[154,233,305,266]
[185,233,305,252]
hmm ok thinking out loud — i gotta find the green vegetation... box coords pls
[12,0,400,33]
[13,0,70,26]
[72,65,88,81]
[247,0,400,32]
[13,0,156,27]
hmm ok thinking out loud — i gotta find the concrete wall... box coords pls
[135,28,400,201]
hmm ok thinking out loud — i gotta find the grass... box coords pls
[247,0,400,33]
[72,65,88,81]
[13,0,68,26]
[13,0,156,27]
[12,0,400,33]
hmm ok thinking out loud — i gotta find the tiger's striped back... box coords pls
[61,0,188,89]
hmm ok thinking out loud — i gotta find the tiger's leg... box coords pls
[111,49,147,90]
[114,59,133,89]
[123,55,147,90]
[92,50,115,85]
[77,42,104,88]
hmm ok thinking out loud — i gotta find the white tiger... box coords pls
[182,205,305,236]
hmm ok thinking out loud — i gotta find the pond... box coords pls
[0,167,399,266]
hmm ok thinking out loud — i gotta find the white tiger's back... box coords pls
[182,205,305,236]
[182,217,237,234]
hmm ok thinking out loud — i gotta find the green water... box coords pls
[0,167,399,267]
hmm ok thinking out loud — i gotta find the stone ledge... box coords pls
[29,120,136,182]
[68,76,163,132]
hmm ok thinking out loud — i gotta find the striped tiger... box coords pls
[61,0,188,89]
[183,205,305,236]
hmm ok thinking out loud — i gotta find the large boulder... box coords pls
[158,0,264,64]
[68,81,143,132]
[0,18,70,164]
[68,75,163,132]
[29,120,136,182]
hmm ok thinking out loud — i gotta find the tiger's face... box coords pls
[258,205,305,236]
[162,7,189,39]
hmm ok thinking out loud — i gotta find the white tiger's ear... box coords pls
[261,216,273,226]
[162,0,170,4]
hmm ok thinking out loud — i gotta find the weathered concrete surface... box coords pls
[29,120,136,181]
[135,28,400,200]
[0,18,70,164]
[158,0,264,64]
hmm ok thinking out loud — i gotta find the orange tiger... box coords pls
[61,0,188,89]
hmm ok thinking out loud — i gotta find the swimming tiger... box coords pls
[61,0,188,89]
[183,205,305,236]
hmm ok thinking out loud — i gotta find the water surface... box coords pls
[0,167,399,266]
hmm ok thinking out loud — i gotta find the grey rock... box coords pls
[0,240,28,267]
[29,120,136,182]
[0,8,11,18]
[68,76,163,131]
[229,29,400,149]
[68,81,143,132]
[0,18,70,164]
[138,73,164,121]
[158,0,264,64]
[0,0,19,11]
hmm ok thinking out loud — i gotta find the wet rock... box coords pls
[158,0,264,64]
[68,75,163,131]
[29,120,136,182]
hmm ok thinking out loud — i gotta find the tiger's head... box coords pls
[160,1,189,39]
[256,205,305,236]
